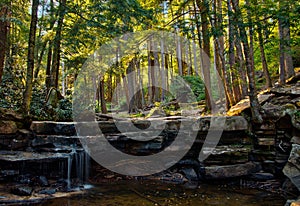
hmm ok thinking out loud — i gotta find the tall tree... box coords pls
[231,0,263,123]
[50,0,66,89]
[196,0,214,111]
[0,1,10,83]
[23,0,39,114]
[278,0,294,84]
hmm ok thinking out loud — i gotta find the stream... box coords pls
[39,180,285,206]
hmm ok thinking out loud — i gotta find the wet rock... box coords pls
[204,162,261,179]
[11,138,29,150]
[283,144,300,191]
[38,176,49,187]
[17,129,33,140]
[0,170,19,177]
[160,173,188,184]
[180,168,198,182]
[282,178,300,199]
[145,140,163,150]
[11,186,33,196]
[38,188,56,195]
[30,121,76,136]
[292,136,300,145]
[204,145,250,165]
[249,172,274,181]
[0,120,18,134]
[17,175,32,185]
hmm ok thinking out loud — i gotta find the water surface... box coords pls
[40,180,285,206]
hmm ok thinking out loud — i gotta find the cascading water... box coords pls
[65,145,90,190]
[67,148,75,190]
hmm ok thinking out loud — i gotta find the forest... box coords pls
[0,0,300,122]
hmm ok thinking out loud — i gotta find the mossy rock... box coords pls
[0,120,18,134]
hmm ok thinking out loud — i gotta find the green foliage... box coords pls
[182,76,206,101]
[30,86,73,121]
[168,75,205,103]
[0,67,24,110]
[294,110,300,119]
[54,98,73,121]
[30,86,51,120]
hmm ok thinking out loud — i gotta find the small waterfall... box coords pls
[84,151,90,182]
[67,148,75,190]
[75,150,84,182]
[65,146,90,190]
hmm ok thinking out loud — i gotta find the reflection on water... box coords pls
[40,180,285,206]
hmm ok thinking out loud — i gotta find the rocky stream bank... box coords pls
[0,79,299,205]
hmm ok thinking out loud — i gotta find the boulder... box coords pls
[0,120,18,134]
[227,94,273,116]
[283,144,300,191]
[204,162,261,179]
[180,168,198,182]
[292,136,300,145]
[193,116,248,132]
[0,108,23,121]
[11,186,33,196]
[30,121,76,135]
[38,188,56,195]
[38,176,49,187]
[291,202,300,206]
[249,172,274,181]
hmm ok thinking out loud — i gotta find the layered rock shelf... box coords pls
[1,109,300,205]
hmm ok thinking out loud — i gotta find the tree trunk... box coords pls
[153,42,160,102]
[161,38,166,101]
[196,0,213,111]
[46,42,52,92]
[147,40,153,103]
[234,28,247,98]
[0,4,9,83]
[99,77,107,114]
[231,0,263,123]
[34,40,47,79]
[209,0,233,109]
[23,0,39,114]
[227,0,240,104]
[257,23,272,88]
[50,0,66,89]
[278,0,294,83]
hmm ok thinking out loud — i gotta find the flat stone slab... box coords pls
[227,94,274,116]
[204,162,261,179]
[31,116,248,136]
[0,183,89,205]
[0,151,69,162]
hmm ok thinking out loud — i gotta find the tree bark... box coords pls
[231,0,263,123]
[0,3,9,83]
[227,0,241,104]
[50,0,66,89]
[278,0,294,83]
[209,0,233,109]
[99,77,107,114]
[46,42,52,92]
[196,0,213,111]
[23,0,39,114]
[258,24,272,88]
